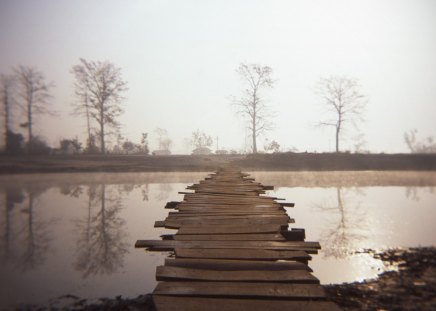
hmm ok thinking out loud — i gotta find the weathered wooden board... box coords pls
[136,240,320,249]
[166,233,286,241]
[168,212,286,217]
[159,218,293,229]
[155,266,319,283]
[176,224,283,235]
[153,281,326,298]
[165,215,290,221]
[174,248,311,262]
[164,258,312,271]
[166,212,289,220]
[153,296,341,311]
[161,218,292,228]
[177,203,282,208]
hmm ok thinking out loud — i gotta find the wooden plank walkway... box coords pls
[136,168,341,310]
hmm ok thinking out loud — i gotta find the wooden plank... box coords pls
[165,201,180,209]
[177,203,282,208]
[166,212,289,220]
[161,218,293,228]
[153,296,341,311]
[136,240,319,253]
[153,281,326,298]
[176,224,282,235]
[282,228,306,241]
[168,233,286,241]
[175,248,311,262]
[154,221,166,228]
[136,240,320,249]
[177,207,283,212]
[165,215,289,221]
[155,266,319,283]
[164,258,312,271]
[168,212,286,217]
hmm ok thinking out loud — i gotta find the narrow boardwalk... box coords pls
[136,168,341,311]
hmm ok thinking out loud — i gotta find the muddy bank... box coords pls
[16,247,436,311]
[326,247,436,310]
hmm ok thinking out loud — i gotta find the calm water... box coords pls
[0,171,435,309]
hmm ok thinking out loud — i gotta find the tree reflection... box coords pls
[74,184,129,277]
[317,187,367,259]
[405,186,435,202]
[1,186,25,262]
[20,188,53,270]
[155,183,173,201]
[116,183,149,201]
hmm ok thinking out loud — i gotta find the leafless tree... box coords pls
[71,88,93,151]
[317,75,366,152]
[0,74,15,151]
[14,66,54,151]
[404,129,436,153]
[191,130,213,149]
[71,59,128,153]
[232,63,274,153]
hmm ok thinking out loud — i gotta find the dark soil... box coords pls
[326,247,436,310]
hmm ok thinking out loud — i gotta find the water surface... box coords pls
[0,171,435,309]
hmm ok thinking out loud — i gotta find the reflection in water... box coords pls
[405,186,435,202]
[1,187,25,262]
[74,184,129,277]
[155,183,173,201]
[0,171,435,308]
[0,184,54,270]
[117,183,149,201]
[20,189,53,270]
[316,187,368,259]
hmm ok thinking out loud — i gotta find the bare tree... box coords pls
[0,74,15,152]
[71,88,93,151]
[191,130,213,149]
[14,66,54,151]
[71,59,128,153]
[317,75,366,152]
[404,129,436,153]
[232,63,274,153]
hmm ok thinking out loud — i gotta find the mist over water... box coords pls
[0,171,435,309]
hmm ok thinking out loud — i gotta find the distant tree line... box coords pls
[2,60,434,155]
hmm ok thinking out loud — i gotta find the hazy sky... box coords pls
[1,0,435,153]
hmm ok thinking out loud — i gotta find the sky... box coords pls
[0,0,435,153]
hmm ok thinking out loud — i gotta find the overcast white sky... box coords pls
[1,0,435,153]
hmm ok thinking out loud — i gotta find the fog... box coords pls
[1,0,435,154]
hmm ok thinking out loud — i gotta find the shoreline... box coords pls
[1,153,436,174]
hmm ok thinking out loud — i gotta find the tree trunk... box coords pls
[85,95,92,150]
[27,99,33,152]
[100,108,105,154]
[252,94,258,154]
[4,91,10,151]
[335,125,340,152]
[252,119,257,153]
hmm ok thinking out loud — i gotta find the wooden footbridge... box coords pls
[135,168,341,310]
